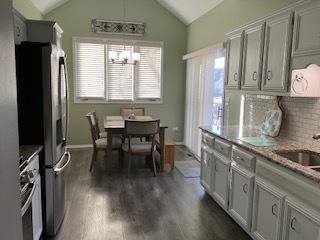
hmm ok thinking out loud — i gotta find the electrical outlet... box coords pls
[172,127,179,132]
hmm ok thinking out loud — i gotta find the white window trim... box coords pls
[72,36,164,104]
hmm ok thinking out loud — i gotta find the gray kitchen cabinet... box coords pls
[261,12,294,92]
[226,31,244,89]
[242,23,265,91]
[200,146,214,192]
[229,163,254,230]
[211,152,231,210]
[292,5,320,57]
[251,178,285,240]
[13,9,27,44]
[282,198,320,240]
[27,20,63,48]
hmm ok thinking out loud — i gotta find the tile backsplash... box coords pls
[244,94,320,148]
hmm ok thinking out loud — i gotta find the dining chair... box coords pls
[86,112,122,172]
[92,111,108,138]
[120,107,145,118]
[122,119,160,177]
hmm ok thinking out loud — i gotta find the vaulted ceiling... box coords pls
[156,0,223,24]
[31,0,224,24]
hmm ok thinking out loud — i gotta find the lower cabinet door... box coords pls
[229,163,254,230]
[251,178,285,240]
[212,152,231,209]
[282,199,320,240]
[200,147,214,192]
[32,175,43,240]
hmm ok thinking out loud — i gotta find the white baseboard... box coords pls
[66,144,92,149]
[175,142,184,145]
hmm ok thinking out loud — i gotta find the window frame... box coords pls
[73,37,164,104]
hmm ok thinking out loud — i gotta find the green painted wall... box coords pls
[45,0,187,145]
[13,0,43,20]
[187,0,300,52]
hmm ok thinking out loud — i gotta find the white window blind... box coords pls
[107,45,134,101]
[73,37,163,103]
[136,46,162,99]
[75,42,105,99]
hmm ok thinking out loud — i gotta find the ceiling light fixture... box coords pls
[108,0,141,65]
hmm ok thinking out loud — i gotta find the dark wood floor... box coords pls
[48,146,251,240]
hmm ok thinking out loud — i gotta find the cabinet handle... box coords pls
[252,71,258,81]
[236,156,245,162]
[271,204,278,217]
[290,217,297,231]
[215,164,218,172]
[243,183,248,194]
[267,70,272,81]
[234,73,238,81]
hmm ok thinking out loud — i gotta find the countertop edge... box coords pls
[200,126,320,185]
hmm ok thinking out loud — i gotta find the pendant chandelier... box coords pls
[108,0,140,65]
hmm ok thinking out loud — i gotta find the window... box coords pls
[73,37,163,103]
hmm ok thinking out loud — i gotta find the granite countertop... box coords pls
[19,145,43,164]
[200,125,320,184]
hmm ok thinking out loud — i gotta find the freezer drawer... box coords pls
[45,151,70,236]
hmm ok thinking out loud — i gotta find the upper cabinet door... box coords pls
[262,13,294,92]
[226,31,244,89]
[242,23,265,91]
[292,5,320,57]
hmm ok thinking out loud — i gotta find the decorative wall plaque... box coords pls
[91,19,146,36]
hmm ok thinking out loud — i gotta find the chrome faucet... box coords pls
[313,133,320,139]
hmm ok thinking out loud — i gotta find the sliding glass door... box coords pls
[184,46,226,157]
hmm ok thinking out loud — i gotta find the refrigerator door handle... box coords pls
[60,56,69,146]
[54,152,71,176]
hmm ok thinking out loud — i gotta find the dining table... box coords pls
[104,115,168,172]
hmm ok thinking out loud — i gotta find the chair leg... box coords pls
[152,153,157,177]
[119,149,124,169]
[90,148,97,172]
[127,154,131,178]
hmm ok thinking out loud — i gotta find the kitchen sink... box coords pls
[273,150,320,167]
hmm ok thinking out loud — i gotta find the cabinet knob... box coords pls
[271,204,278,217]
[267,70,272,81]
[252,71,258,81]
[236,156,244,162]
[242,183,248,194]
[215,164,219,172]
[234,73,238,81]
[290,217,297,231]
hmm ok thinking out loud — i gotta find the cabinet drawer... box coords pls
[232,146,256,172]
[215,138,231,157]
[202,132,215,147]
[28,154,40,177]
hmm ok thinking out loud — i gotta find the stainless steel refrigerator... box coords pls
[16,41,70,236]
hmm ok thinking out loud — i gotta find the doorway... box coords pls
[184,44,226,157]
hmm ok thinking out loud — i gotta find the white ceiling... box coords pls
[156,0,224,24]
[31,0,223,24]
[31,0,68,15]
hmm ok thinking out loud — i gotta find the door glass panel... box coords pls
[202,48,225,128]
[213,54,225,127]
